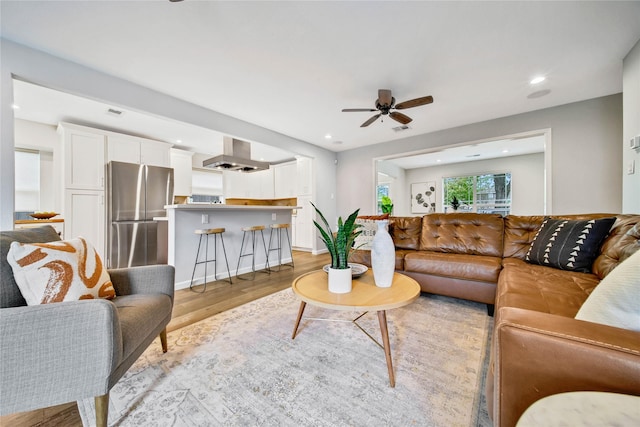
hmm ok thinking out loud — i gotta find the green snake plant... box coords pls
[311,202,362,269]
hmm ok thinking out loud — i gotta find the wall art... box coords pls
[411,182,436,213]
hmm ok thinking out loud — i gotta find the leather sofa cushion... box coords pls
[389,216,422,250]
[593,215,640,279]
[496,258,599,319]
[420,213,504,257]
[404,251,502,283]
[349,248,412,271]
[503,215,545,259]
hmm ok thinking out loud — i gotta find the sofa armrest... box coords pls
[108,264,175,304]
[492,307,640,427]
[0,299,122,415]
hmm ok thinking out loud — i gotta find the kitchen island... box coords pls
[166,204,301,289]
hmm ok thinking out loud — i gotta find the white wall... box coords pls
[623,38,640,213]
[399,152,544,216]
[0,40,336,251]
[337,94,623,216]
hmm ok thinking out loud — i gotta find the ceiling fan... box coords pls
[342,89,434,127]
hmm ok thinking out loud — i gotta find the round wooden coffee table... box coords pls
[291,269,420,387]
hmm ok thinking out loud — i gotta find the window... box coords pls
[15,149,40,213]
[443,173,511,215]
[376,183,390,214]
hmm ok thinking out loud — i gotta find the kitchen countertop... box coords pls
[14,218,65,224]
[165,204,301,210]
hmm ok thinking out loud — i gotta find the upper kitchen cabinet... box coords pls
[140,140,171,167]
[273,161,297,199]
[170,148,194,196]
[107,135,141,164]
[223,168,274,199]
[296,157,313,196]
[107,135,171,167]
[58,123,106,190]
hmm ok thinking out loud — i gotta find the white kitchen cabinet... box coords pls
[223,170,249,198]
[107,136,171,167]
[293,195,313,249]
[254,168,274,199]
[224,168,274,199]
[141,140,171,167]
[64,189,105,258]
[273,162,297,198]
[58,124,105,190]
[170,149,194,196]
[296,157,313,195]
[106,136,141,164]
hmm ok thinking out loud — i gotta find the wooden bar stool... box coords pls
[267,223,294,271]
[236,225,270,280]
[189,228,232,293]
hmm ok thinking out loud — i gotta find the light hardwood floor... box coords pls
[1,251,330,427]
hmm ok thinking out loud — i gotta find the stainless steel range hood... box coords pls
[202,137,269,172]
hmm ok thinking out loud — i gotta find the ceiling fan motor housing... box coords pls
[342,89,433,127]
[376,97,395,115]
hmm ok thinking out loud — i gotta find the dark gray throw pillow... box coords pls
[525,217,616,273]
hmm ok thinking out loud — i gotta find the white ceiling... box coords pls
[2,1,640,162]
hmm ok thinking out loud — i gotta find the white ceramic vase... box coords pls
[328,266,352,293]
[371,220,395,287]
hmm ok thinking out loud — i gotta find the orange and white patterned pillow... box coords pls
[7,237,115,305]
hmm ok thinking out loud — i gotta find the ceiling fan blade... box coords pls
[361,114,381,127]
[378,89,393,106]
[342,108,378,112]
[389,111,412,125]
[395,95,434,110]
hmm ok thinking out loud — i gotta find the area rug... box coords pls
[78,289,493,427]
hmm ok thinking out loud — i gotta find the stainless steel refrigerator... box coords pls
[107,161,174,269]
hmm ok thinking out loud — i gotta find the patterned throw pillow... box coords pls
[353,214,389,250]
[575,248,640,331]
[7,237,115,305]
[525,217,616,273]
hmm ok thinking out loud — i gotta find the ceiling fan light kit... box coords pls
[342,89,434,127]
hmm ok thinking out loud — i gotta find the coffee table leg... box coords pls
[292,301,307,339]
[377,310,395,388]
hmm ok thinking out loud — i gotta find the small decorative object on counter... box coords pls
[29,212,59,220]
[371,219,395,287]
[311,202,362,294]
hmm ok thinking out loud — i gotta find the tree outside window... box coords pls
[444,173,511,215]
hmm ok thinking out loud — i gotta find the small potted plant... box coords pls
[450,196,460,211]
[381,196,393,215]
[311,202,361,293]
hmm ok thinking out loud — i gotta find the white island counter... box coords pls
[166,204,300,289]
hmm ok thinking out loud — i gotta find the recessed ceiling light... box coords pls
[176,139,182,143]
[530,76,546,85]
[11,104,20,110]
[527,89,551,99]
[325,134,332,139]
[436,159,442,163]
[502,149,509,153]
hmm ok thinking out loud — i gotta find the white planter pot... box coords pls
[328,266,352,293]
[371,220,395,287]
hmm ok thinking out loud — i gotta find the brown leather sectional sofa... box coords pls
[349,212,640,427]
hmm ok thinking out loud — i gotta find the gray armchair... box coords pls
[0,226,174,426]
